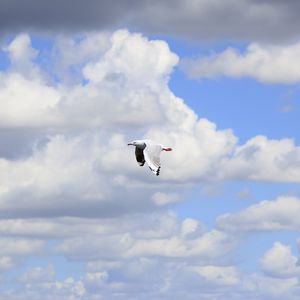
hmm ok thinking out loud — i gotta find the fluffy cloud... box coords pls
[0,72,60,128]
[217,196,300,233]
[183,42,300,84]
[260,242,300,278]
[0,29,300,300]
[0,238,43,256]
[219,136,300,182]
[0,31,173,130]
[57,224,236,261]
[4,260,300,300]
[0,256,14,271]
[83,30,178,86]
[12,265,85,300]
[192,265,241,286]
[1,31,300,187]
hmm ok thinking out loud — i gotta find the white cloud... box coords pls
[0,73,60,128]
[83,30,178,86]
[0,238,43,256]
[19,265,55,283]
[183,42,300,84]
[3,33,38,75]
[180,218,203,239]
[260,242,300,278]
[217,196,300,233]
[146,118,237,181]
[219,135,300,183]
[1,31,300,185]
[57,228,236,261]
[0,256,14,271]
[152,192,181,206]
[192,265,240,286]
[243,273,300,299]
[14,265,86,300]
[1,29,300,300]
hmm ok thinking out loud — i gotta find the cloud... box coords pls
[219,136,300,182]
[56,218,237,261]
[0,256,14,271]
[14,265,86,300]
[1,0,300,43]
[4,33,37,65]
[217,196,300,233]
[2,31,300,187]
[260,242,300,278]
[151,192,181,206]
[5,260,300,300]
[0,238,43,256]
[1,29,300,300]
[0,73,60,128]
[0,30,180,132]
[192,265,241,286]
[0,0,141,33]
[83,30,178,86]
[183,42,300,84]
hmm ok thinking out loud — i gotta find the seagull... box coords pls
[127,139,172,176]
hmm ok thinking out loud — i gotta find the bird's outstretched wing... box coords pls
[143,141,162,176]
[135,147,145,166]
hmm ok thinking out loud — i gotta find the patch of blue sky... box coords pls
[0,50,10,71]
[30,34,63,83]
[0,34,13,71]
[169,69,300,144]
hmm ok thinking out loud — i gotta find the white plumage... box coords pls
[128,139,172,176]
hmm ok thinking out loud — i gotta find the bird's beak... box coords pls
[127,143,133,146]
[163,147,173,151]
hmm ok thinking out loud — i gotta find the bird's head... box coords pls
[127,140,146,149]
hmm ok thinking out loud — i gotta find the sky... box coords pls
[0,1,300,299]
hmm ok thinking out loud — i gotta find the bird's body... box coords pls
[128,139,172,176]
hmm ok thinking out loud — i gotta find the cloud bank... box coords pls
[1,0,300,43]
[0,29,300,299]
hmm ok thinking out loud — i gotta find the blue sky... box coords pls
[1,1,300,299]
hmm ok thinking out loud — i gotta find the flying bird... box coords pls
[127,139,172,176]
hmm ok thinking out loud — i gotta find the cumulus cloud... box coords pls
[2,31,300,187]
[183,42,300,84]
[152,192,181,206]
[192,265,240,286]
[13,265,86,300]
[0,29,300,300]
[4,33,37,66]
[56,219,236,261]
[217,196,300,233]
[0,238,43,256]
[260,242,300,278]
[5,260,300,300]
[219,136,300,182]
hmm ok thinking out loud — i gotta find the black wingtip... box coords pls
[156,166,161,176]
[149,166,161,176]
